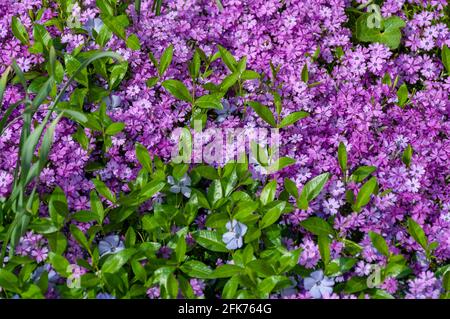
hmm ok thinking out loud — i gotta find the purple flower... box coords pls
[158,246,172,259]
[147,286,160,299]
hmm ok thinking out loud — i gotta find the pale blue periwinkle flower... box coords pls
[98,234,125,257]
[280,276,299,297]
[96,292,116,299]
[83,18,104,37]
[167,174,191,198]
[222,220,247,250]
[31,264,59,284]
[103,95,122,110]
[215,99,237,123]
[303,270,334,299]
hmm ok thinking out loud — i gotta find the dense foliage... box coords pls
[0,0,449,299]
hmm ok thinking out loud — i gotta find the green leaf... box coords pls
[101,14,129,40]
[338,142,347,176]
[32,77,54,108]
[162,79,192,102]
[95,24,113,47]
[11,16,29,44]
[48,252,70,277]
[211,264,243,278]
[279,111,309,128]
[65,55,89,87]
[189,50,201,79]
[135,0,142,16]
[175,235,186,264]
[165,273,179,298]
[318,235,331,265]
[49,186,68,228]
[441,44,450,73]
[369,231,389,256]
[402,144,413,167]
[37,114,61,174]
[443,270,450,292]
[246,260,276,277]
[248,101,276,127]
[126,34,141,50]
[301,64,309,83]
[407,218,428,251]
[260,201,286,229]
[159,44,173,76]
[355,14,406,49]
[96,0,113,15]
[69,224,90,251]
[109,61,128,90]
[241,70,260,80]
[218,45,237,72]
[92,179,116,203]
[101,249,136,273]
[298,173,330,210]
[344,277,368,294]
[0,269,20,293]
[180,261,213,279]
[90,190,105,224]
[267,157,296,173]
[220,72,239,91]
[195,94,223,109]
[258,275,290,296]
[372,289,395,299]
[233,201,259,221]
[284,178,299,198]
[193,230,228,252]
[397,83,408,107]
[301,217,334,236]
[260,179,277,206]
[105,122,125,135]
[146,76,159,88]
[138,180,166,202]
[353,177,377,212]
[135,143,153,172]
[350,166,377,183]
[0,66,11,111]
[33,24,51,48]
[207,179,223,208]
[194,165,219,179]
[325,257,357,276]
[222,276,239,299]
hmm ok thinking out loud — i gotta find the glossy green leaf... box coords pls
[101,249,136,273]
[407,218,428,251]
[301,217,334,236]
[135,143,153,172]
[193,230,228,252]
[248,101,276,127]
[279,111,309,128]
[442,44,450,73]
[126,34,141,50]
[402,144,413,167]
[162,79,192,102]
[298,173,330,210]
[11,16,29,44]
[159,44,173,76]
[369,231,389,256]
[353,177,377,212]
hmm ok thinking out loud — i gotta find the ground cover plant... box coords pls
[0,0,449,299]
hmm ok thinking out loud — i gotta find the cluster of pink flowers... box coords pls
[0,0,449,299]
